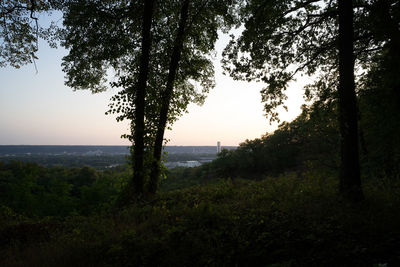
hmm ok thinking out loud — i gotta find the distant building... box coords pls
[217,141,221,153]
[177,161,201,168]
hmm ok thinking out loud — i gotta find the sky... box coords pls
[0,18,308,146]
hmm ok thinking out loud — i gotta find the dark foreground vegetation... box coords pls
[1,169,400,266]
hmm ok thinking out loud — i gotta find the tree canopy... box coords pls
[0,0,60,68]
[222,0,398,120]
[61,0,237,196]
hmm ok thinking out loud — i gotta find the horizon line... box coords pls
[0,144,238,147]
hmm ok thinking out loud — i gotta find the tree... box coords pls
[62,0,235,197]
[62,0,158,198]
[131,0,155,196]
[147,0,237,194]
[0,0,60,68]
[112,0,236,195]
[357,0,400,179]
[337,0,362,201]
[148,0,190,194]
[222,0,398,200]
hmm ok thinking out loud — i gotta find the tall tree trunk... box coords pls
[373,0,400,107]
[337,0,364,201]
[148,0,190,194]
[131,0,155,197]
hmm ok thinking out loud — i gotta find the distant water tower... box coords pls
[217,141,221,153]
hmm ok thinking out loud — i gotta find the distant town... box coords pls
[0,145,236,169]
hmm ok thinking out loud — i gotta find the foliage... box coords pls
[181,102,339,180]
[61,0,226,141]
[183,88,398,183]
[1,0,400,264]
[2,174,400,266]
[222,0,398,120]
[61,0,239,195]
[358,52,400,179]
[161,166,219,192]
[0,161,129,217]
[0,0,61,68]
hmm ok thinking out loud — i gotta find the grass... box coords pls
[1,172,400,266]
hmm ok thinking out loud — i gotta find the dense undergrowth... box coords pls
[1,170,400,266]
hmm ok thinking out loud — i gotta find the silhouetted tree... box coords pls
[132,0,155,196]
[147,0,237,194]
[148,0,190,194]
[222,0,399,200]
[62,0,235,198]
[337,0,363,201]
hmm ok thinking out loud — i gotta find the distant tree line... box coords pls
[0,154,128,170]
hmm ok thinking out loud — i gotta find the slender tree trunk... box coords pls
[131,0,155,197]
[148,0,190,194]
[337,0,364,201]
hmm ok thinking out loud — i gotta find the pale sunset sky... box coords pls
[0,14,308,146]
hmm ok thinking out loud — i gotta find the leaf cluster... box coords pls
[62,0,238,147]
[222,0,398,121]
[0,0,61,68]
